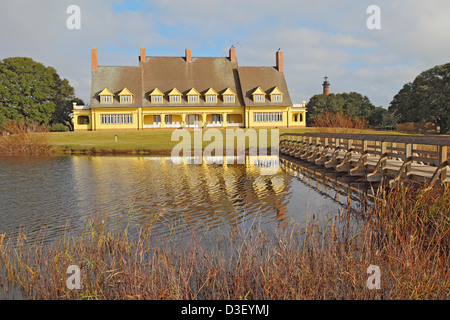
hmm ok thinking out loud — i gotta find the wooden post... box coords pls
[405,143,413,176]
[381,141,387,171]
[362,140,368,166]
[439,145,448,181]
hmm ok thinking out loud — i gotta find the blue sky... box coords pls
[1,0,449,108]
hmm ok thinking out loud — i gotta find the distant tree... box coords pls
[0,57,80,129]
[306,92,384,127]
[389,63,450,133]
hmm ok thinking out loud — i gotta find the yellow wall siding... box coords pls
[73,105,305,131]
[93,108,139,130]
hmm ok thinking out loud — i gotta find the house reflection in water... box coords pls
[70,155,291,238]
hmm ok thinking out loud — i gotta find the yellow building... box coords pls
[73,47,306,131]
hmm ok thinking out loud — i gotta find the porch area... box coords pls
[142,112,244,129]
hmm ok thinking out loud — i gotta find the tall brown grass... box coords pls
[0,120,50,154]
[313,111,369,134]
[0,183,449,300]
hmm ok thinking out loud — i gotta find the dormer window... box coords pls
[101,95,112,103]
[207,95,217,103]
[99,88,114,104]
[168,88,182,103]
[269,87,283,102]
[204,88,218,103]
[152,95,163,103]
[118,88,134,104]
[149,88,164,103]
[222,88,236,103]
[187,88,200,103]
[271,94,282,102]
[252,87,266,103]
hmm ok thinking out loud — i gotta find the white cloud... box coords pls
[0,0,449,108]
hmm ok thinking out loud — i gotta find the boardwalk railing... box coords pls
[280,132,450,186]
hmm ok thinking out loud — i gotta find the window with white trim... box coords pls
[206,95,217,103]
[152,95,163,103]
[253,112,283,123]
[254,94,265,102]
[170,95,181,103]
[271,94,282,102]
[121,95,132,103]
[188,95,199,103]
[224,95,235,103]
[101,114,133,124]
[101,95,112,103]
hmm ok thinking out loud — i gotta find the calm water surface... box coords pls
[0,155,350,244]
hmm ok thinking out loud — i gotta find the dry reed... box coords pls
[0,183,448,300]
[313,111,370,134]
[0,120,50,154]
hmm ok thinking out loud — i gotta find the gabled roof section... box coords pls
[222,87,236,95]
[268,87,283,95]
[118,87,134,96]
[251,87,266,95]
[237,66,293,107]
[168,88,182,96]
[204,87,218,96]
[149,88,164,96]
[99,88,114,96]
[186,88,200,96]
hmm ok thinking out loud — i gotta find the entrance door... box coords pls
[186,115,199,127]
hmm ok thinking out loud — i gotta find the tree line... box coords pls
[0,57,83,132]
[0,57,448,133]
[307,63,449,134]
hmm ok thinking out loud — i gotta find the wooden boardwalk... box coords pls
[280,133,450,190]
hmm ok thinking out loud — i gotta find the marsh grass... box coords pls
[0,184,449,300]
[0,120,50,154]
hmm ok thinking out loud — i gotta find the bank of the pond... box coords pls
[45,128,407,155]
[1,183,448,300]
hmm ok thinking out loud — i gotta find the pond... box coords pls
[0,155,354,244]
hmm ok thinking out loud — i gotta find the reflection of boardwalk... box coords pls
[280,133,450,190]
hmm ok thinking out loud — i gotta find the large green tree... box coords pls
[389,63,450,134]
[306,92,385,127]
[0,57,81,128]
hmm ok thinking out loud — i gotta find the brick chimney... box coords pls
[185,48,192,62]
[140,47,146,62]
[276,49,283,72]
[322,76,330,95]
[91,48,98,71]
[229,46,236,62]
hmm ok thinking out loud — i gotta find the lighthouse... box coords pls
[322,76,330,96]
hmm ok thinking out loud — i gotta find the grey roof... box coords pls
[237,66,293,107]
[141,56,243,108]
[90,66,143,108]
[90,54,293,109]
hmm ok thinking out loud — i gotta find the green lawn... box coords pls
[46,127,408,154]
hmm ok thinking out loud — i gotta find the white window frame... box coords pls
[206,95,217,103]
[254,94,265,102]
[152,95,163,103]
[271,94,282,102]
[170,95,181,103]
[121,95,132,103]
[224,94,235,103]
[101,95,112,103]
[188,95,199,103]
[101,114,133,125]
